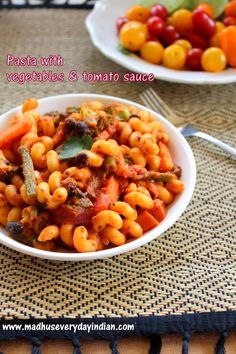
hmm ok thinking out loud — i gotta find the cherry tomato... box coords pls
[147,16,166,36]
[140,41,164,64]
[125,5,151,23]
[223,16,236,27]
[196,3,214,18]
[225,0,236,18]
[186,48,203,70]
[192,9,216,39]
[201,47,227,72]
[174,39,192,53]
[116,17,129,33]
[171,9,193,33]
[150,4,168,20]
[210,33,221,48]
[147,33,160,42]
[163,44,186,70]
[120,21,147,52]
[183,32,209,50]
[221,26,236,67]
[216,21,225,33]
[161,25,180,46]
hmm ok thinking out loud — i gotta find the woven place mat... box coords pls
[0,9,236,325]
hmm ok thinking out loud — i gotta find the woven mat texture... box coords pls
[0,9,236,320]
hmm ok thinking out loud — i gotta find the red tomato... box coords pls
[192,9,216,38]
[160,25,180,46]
[150,4,168,20]
[116,17,129,32]
[183,32,209,50]
[221,25,236,67]
[196,3,214,18]
[223,16,236,26]
[225,0,236,18]
[186,48,204,70]
[146,33,160,41]
[147,16,166,36]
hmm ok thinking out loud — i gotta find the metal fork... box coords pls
[140,88,236,158]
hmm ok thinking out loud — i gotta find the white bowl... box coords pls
[0,94,196,261]
[86,0,236,85]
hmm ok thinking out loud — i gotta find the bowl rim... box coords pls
[85,0,236,85]
[0,93,196,261]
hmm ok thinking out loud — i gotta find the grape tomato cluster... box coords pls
[116,1,236,72]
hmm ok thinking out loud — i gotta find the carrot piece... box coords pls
[149,199,167,222]
[146,181,159,198]
[0,118,33,148]
[93,176,120,215]
[97,130,110,140]
[136,211,159,232]
[158,141,174,172]
[102,176,120,202]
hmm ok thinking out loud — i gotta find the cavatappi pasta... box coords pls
[0,98,184,253]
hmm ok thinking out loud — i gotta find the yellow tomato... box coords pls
[140,41,164,64]
[125,5,151,23]
[201,47,227,72]
[120,21,147,52]
[216,21,225,34]
[174,39,192,53]
[163,44,187,70]
[171,9,193,33]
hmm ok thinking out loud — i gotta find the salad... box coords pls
[116,0,236,71]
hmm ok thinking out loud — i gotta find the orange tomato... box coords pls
[225,0,236,18]
[125,5,151,23]
[140,41,164,64]
[120,21,147,52]
[196,3,214,18]
[171,9,193,33]
[210,33,221,48]
[220,26,236,67]
[163,44,187,70]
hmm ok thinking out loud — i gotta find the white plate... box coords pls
[0,94,196,261]
[86,0,236,85]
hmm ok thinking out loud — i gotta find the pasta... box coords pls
[0,98,184,253]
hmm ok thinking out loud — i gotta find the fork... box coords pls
[140,88,236,158]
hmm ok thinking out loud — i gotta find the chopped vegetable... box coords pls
[93,176,120,215]
[136,211,159,232]
[18,145,36,198]
[59,135,93,160]
[0,118,33,148]
[149,200,167,222]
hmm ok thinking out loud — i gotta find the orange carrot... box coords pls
[136,211,159,232]
[93,176,120,215]
[158,141,174,172]
[0,118,33,148]
[103,176,120,202]
[146,181,159,198]
[149,199,167,222]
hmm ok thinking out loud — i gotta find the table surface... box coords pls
[1,333,236,354]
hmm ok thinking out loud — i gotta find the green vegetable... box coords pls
[18,145,36,198]
[117,109,130,121]
[66,106,81,114]
[117,44,132,55]
[139,0,228,17]
[139,0,185,13]
[59,135,93,160]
